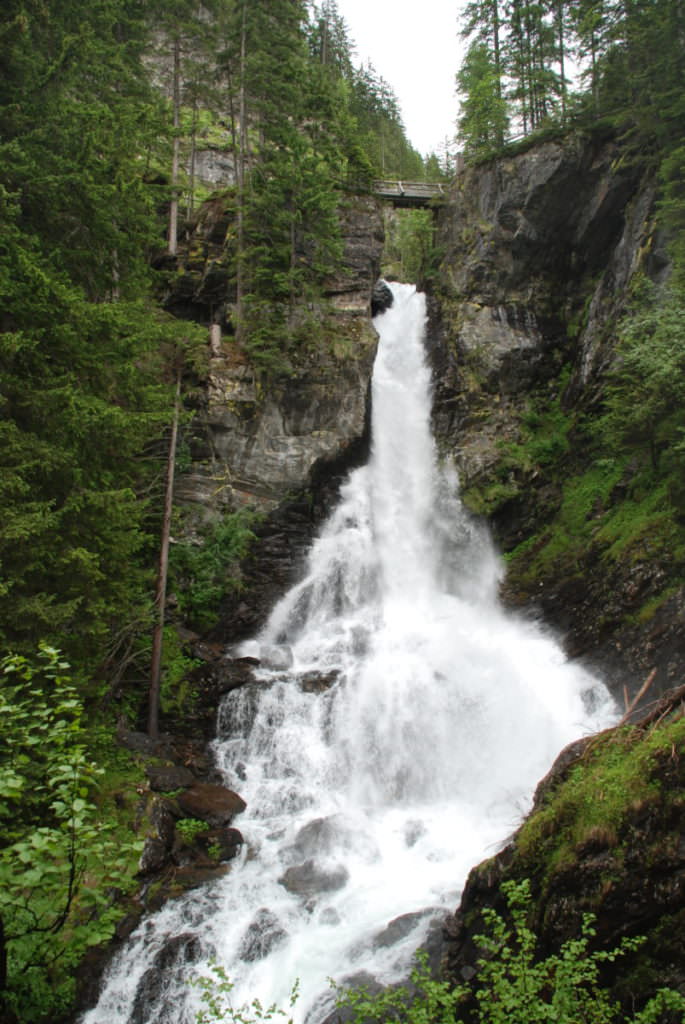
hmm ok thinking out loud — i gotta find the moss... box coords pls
[516,717,685,892]
[628,585,681,625]
[463,479,521,517]
[176,817,210,843]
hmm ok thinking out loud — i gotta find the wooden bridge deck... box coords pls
[373,180,447,208]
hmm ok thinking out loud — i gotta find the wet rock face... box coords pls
[430,132,650,464]
[172,196,383,519]
[436,134,645,313]
[129,934,201,1024]
[238,909,287,962]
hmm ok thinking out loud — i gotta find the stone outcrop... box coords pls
[430,129,654,472]
[169,195,383,521]
[176,781,246,826]
[150,193,386,647]
[441,686,685,1016]
[428,129,683,693]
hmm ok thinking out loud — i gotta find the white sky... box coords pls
[336,0,466,158]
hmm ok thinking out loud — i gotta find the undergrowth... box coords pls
[516,714,685,886]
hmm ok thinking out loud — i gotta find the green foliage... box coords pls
[194,962,299,1024]
[349,60,425,177]
[190,881,685,1024]
[0,646,143,1022]
[457,42,509,160]
[335,880,685,1024]
[333,950,463,1024]
[463,391,573,519]
[0,0,165,297]
[472,879,640,1024]
[382,209,436,285]
[497,287,685,595]
[517,716,685,891]
[0,0,207,677]
[601,287,685,478]
[170,509,259,632]
[176,817,209,843]
[0,254,203,669]
[158,625,200,717]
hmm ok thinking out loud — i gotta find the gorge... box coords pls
[96,127,685,1023]
[82,283,614,1023]
[3,4,685,1019]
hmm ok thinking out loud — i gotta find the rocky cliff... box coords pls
[171,195,383,518]
[160,194,384,643]
[428,127,683,698]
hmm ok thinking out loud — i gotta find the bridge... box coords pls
[373,180,447,208]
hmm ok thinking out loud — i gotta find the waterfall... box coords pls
[83,283,614,1024]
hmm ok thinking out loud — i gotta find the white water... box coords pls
[84,283,614,1024]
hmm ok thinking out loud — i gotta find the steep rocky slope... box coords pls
[428,127,683,698]
[161,194,384,645]
[170,195,383,518]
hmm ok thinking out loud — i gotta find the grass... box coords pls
[516,715,685,889]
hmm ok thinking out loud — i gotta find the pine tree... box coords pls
[461,0,506,143]
[457,42,510,158]
[0,1,206,674]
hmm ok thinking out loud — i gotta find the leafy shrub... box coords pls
[333,879,685,1024]
[194,880,685,1024]
[0,645,142,1022]
[170,509,259,632]
[194,963,299,1024]
[176,817,209,843]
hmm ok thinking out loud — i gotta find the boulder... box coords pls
[278,859,349,899]
[371,279,394,316]
[238,908,287,962]
[176,783,246,827]
[146,764,195,792]
[285,817,340,861]
[201,826,244,863]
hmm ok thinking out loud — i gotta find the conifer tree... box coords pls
[457,42,510,158]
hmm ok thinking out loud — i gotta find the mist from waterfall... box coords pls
[83,283,614,1024]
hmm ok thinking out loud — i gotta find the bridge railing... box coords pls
[373,180,447,199]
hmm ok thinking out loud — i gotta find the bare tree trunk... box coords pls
[168,33,181,256]
[235,0,248,344]
[0,916,6,998]
[557,0,567,122]
[186,89,198,222]
[148,368,181,740]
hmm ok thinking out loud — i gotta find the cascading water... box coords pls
[84,283,615,1024]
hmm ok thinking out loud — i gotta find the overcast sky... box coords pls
[336,0,465,158]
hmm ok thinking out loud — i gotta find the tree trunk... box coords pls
[556,0,567,121]
[0,916,6,997]
[167,33,181,256]
[235,0,248,344]
[186,90,198,221]
[148,368,182,740]
[492,0,504,144]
